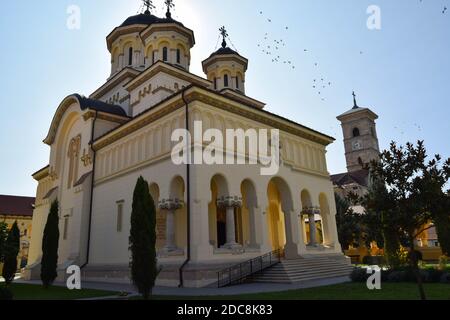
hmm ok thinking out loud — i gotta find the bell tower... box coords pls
[337,92,380,172]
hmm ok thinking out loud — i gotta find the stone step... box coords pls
[258,267,353,277]
[249,256,353,284]
[253,269,352,282]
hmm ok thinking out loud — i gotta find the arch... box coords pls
[128,47,133,66]
[301,189,313,209]
[241,179,258,247]
[266,177,294,253]
[208,174,230,248]
[353,127,360,137]
[169,175,185,200]
[223,74,229,87]
[149,183,164,250]
[319,193,332,246]
[162,46,169,62]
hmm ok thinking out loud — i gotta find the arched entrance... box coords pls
[240,179,258,248]
[208,174,229,248]
[266,177,298,258]
[149,183,163,250]
[267,180,286,251]
[319,193,331,246]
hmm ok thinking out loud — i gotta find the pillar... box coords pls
[217,196,243,250]
[159,198,184,254]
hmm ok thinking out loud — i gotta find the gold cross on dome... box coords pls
[143,0,155,13]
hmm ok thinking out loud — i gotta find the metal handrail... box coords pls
[217,249,282,288]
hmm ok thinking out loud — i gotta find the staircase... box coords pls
[251,255,354,284]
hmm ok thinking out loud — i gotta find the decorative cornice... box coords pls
[107,25,148,51]
[302,206,321,216]
[32,165,50,181]
[217,196,243,209]
[158,198,184,211]
[82,110,130,124]
[139,23,195,47]
[202,54,249,73]
[124,61,211,92]
[90,68,140,99]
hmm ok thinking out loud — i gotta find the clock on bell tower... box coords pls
[337,92,380,172]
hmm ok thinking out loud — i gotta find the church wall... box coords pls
[89,157,187,265]
[94,80,132,115]
[130,72,190,116]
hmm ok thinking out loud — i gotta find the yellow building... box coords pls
[0,195,35,272]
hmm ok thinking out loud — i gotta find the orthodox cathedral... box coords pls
[24,2,351,287]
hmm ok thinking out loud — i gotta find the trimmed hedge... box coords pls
[351,267,450,284]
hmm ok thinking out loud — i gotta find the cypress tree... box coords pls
[41,200,60,289]
[2,222,20,285]
[0,222,8,263]
[129,176,157,299]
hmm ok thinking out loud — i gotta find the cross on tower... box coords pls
[352,91,359,109]
[165,0,175,18]
[219,26,228,48]
[143,0,155,14]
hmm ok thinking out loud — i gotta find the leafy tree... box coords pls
[2,222,20,285]
[0,222,8,263]
[368,141,450,300]
[414,154,450,256]
[41,200,60,289]
[335,194,362,250]
[360,177,402,267]
[129,176,158,300]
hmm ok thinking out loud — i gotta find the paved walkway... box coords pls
[17,276,350,297]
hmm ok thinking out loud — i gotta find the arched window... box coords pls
[176,49,181,64]
[236,76,240,89]
[152,51,156,64]
[163,47,168,62]
[128,47,133,66]
[224,74,229,87]
[358,157,364,166]
[353,128,360,137]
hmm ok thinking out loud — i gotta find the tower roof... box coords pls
[337,92,378,120]
[119,12,186,28]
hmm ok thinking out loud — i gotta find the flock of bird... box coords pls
[257,10,335,102]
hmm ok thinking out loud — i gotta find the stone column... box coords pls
[303,207,320,247]
[217,196,243,250]
[159,198,184,253]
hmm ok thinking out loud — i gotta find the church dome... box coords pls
[202,28,248,94]
[120,13,160,27]
[120,12,186,28]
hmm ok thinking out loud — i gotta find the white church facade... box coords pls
[24,4,348,288]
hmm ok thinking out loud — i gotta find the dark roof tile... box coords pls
[0,195,35,217]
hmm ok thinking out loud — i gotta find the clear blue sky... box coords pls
[1,0,449,196]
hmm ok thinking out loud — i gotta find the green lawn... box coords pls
[2,283,118,300]
[149,282,450,300]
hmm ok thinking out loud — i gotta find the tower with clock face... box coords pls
[337,93,380,172]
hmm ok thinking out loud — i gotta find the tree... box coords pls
[41,200,60,289]
[414,154,450,256]
[0,222,8,263]
[368,141,450,300]
[360,177,402,268]
[2,222,20,285]
[335,194,362,250]
[129,176,157,299]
